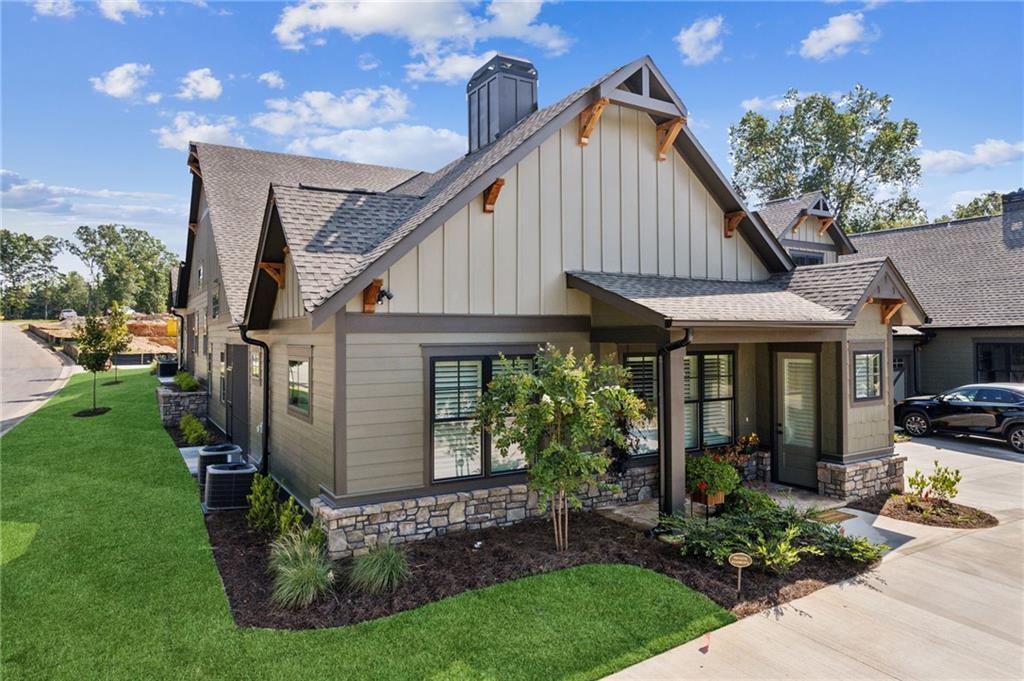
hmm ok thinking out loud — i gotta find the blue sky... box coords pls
[3,1,1022,273]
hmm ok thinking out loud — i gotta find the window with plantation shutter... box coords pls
[430,354,533,482]
[683,352,734,450]
[624,354,658,455]
[853,350,883,401]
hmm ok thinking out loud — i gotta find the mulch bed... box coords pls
[206,510,873,630]
[73,407,111,418]
[164,422,227,448]
[849,492,998,529]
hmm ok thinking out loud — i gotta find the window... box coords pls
[976,342,1024,383]
[683,352,734,450]
[250,349,261,381]
[219,350,226,403]
[624,354,658,455]
[975,388,1022,404]
[790,250,825,266]
[197,263,204,287]
[943,387,977,403]
[287,347,312,419]
[211,290,220,319]
[853,351,883,401]
[430,354,532,482]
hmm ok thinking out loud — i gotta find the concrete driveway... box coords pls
[0,322,74,436]
[610,437,1024,680]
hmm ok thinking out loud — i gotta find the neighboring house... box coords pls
[173,55,925,557]
[755,191,857,266]
[842,190,1024,398]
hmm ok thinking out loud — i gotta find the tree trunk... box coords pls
[92,372,97,411]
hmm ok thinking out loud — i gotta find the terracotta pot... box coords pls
[693,490,726,505]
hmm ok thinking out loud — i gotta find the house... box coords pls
[841,190,1024,398]
[755,190,857,266]
[172,55,926,557]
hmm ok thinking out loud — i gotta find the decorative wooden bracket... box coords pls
[869,297,905,324]
[362,278,384,314]
[817,217,835,235]
[188,222,198,234]
[188,158,202,179]
[259,262,285,288]
[482,178,505,213]
[578,97,609,146]
[656,117,686,161]
[724,211,745,238]
[791,213,810,234]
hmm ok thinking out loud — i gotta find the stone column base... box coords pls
[817,455,905,501]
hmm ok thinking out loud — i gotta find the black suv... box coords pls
[896,383,1024,453]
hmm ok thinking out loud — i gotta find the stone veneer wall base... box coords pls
[817,455,905,501]
[155,386,208,427]
[314,465,659,559]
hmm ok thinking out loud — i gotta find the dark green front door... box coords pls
[775,352,818,488]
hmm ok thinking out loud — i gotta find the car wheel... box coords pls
[902,412,930,437]
[1008,425,1024,454]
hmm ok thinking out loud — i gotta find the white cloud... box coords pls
[272,1,570,83]
[288,124,465,171]
[740,94,789,112]
[920,139,1024,175]
[153,112,244,150]
[176,68,223,100]
[675,16,725,66]
[1,168,173,215]
[251,86,410,137]
[405,50,496,84]
[799,12,877,61]
[145,92,162,104]
[258,71,286,89]
[89,62,152,99]
[33,0,77,18]
[97,0,150,23]
[357,52,380,71]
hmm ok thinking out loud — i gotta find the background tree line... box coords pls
[0,224,177,320]
[729,85,1004,233]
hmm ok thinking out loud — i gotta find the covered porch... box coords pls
[567,259,928,513]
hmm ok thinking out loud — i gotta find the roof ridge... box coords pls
[848,213,1000,237]
[759,189,822,206]
[192,140,421,176]
[786,256,887,270]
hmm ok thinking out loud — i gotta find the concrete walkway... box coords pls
[609,437,1024,680]
[0,322,76,436]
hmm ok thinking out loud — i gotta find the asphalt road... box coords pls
[0,322,72,436]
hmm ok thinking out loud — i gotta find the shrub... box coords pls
[349,544,411,594]
[908,460,962,502]
[174,371,200,392]
[246,473,278,532]
[149,359,158,375]
[726,486,778,515]
[179,413,210,446]
[276,497,304,537]
[269,527,335,608]
[740,524,822,575]
[686,453,741,496]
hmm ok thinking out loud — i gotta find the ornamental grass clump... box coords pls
[477,345,645,551]
[349,544,411,594]
[179,413,210,446]
[269,526,335,608]
[173,371,200,392]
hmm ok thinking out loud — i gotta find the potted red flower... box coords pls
[686,453,741,506]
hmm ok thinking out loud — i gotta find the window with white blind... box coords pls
[624,354,658,455]
[683,352,735,450]
[430,355,533,482]
[853,350,883,401]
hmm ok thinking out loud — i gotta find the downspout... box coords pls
[238,324,271,475]
[656,328,693,515]
[169,308,186,368]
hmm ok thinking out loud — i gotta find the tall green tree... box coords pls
[936,191,1002,222]
[75,314,112,414]
[105,301,132,384]
[729,85,923,233]
[477,346,645,551]
[0,230,61,319]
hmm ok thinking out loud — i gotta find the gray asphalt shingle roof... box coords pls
[755,191,824,238]
[567,258,890,325]
[842,212,1024,328]
[193,142,419,323]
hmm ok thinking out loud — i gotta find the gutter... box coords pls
[656,328,693,515]
[237,324,271,475]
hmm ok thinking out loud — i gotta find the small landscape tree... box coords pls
[105,301,132,384]
[76,314,112,414]
[477,345,645,551]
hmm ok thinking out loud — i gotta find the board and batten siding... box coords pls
[346,104,769,318]
[271,252,305,320]
[345,331,589,495]
[846,304,892,456]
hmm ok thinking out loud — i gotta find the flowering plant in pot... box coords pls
[686,453,741,505]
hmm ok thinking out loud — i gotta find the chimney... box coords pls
[1001,188,1024,214]
[466,54,538,153]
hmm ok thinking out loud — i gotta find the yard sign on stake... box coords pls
[728,552,752,596]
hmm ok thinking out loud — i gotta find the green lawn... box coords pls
[1,372,733,680]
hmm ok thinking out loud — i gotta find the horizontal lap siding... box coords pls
[369,104,769,319]
[345,331,589,494]
[918,327,1024,394]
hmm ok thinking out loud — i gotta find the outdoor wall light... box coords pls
[376,288,394,305]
